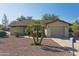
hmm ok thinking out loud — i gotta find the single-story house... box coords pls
[9,19,70,38]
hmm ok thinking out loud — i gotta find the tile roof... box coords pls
[9,19,70,27]
[9,20,31,26]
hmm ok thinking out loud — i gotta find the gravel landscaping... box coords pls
[0,36,71,56]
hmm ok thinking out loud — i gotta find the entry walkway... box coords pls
[52,38,79,56]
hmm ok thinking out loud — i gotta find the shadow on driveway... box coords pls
[39,45,78,52]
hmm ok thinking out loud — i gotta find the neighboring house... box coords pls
[9,19,70,38]
[9,20,31,35]
[0,24,4,30]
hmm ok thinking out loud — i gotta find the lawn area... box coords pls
[0,36,71,56]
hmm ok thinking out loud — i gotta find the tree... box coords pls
[26,16,32,20]
[42,14,59,20]
[16,16,32,21]
[71,20,79,36]
[75,20,79,24]
[2,14,8,30]
[16,16,26,21]
[25,20,45,45]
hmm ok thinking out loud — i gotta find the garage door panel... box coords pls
[51,26,65,38]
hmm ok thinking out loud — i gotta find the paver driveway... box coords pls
[0,36,71,56]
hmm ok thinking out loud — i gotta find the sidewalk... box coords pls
[52,38,79,56]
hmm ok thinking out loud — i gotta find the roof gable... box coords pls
[45,19,70,25]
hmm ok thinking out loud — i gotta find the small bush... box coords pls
[15,33,19,37]
[14,32,20,37]
[14,32,26,37]
[0,30,7,37]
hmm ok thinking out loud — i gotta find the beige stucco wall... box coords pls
[46,21,69,38]
[10,26,25,35]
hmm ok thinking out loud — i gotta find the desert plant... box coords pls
[26,20,45,45]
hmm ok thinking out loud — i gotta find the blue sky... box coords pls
[0,3,79,24]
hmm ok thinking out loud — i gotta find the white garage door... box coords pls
[50,26,65,38]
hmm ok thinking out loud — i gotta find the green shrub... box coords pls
[0,30,7,37]
[32,31,45,37]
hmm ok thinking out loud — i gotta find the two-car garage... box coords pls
[45,20,69,38]
[50,26,65,38]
